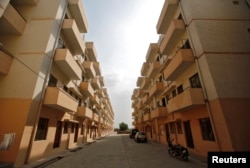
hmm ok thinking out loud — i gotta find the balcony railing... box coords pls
[136,77,144,88]
[92,77,101,90]
[151,106,167,119]
[54,49,82,80]
[145,43,159,62]
[68,0,88,33]
[85,42,97,62]
[76,106,92,119]
[62,19,85,55]
[92,113,99,122]
[0,4,26,35]
[93,62,101,76]
[143,113,151,122]
[141,77,151,90]
[141,62,150,77]
[82,61,96,79]
[0,50,13,75]
[142,93,151,104]
[43,87,78,112]
[167,88,205,113]
[79,81,95,97]
[148,61,161,78]
[156,0,178,34]
[159,19,185,55]
[148,82,164,97]
[164,49,194,81]
[10,0,39,6]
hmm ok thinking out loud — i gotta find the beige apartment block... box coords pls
[0,0,114,167]
[132,0,250,158]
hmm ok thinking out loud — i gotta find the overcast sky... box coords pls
[82,0,164,128]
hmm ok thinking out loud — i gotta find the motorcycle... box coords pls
[167,139,189,161]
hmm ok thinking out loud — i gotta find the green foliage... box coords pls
[119,122,128,131]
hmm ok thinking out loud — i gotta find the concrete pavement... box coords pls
[23,133,207,168]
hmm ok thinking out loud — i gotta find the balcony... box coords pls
[134,88,145,98]
[164,49,194,81]
[97,88,105,98]
[82,61,96,79]
[79,82,94,97]
[91,77,101,90]
[0,4,26,35]
[86,42,97,62]
[43,87,78,112]
[141,62,150,76]
[167,88,205,113]
[99,76,104,87]
[90,94,100,105]
[0,50,13,75]
[141,77,151,90]
[54,49,82,80]
[149,82,164,97]
[157,0,178,34]
[93,62,101,76]
[151,106,167,119]
[68,0,88,33]
[76,106,92,119]
[148,61,161,78]
[136,77,144,88]
[146,43,159,62]
[10,0,39,5]
[61,19,85,55]
[143,113,151,122]
[142,93,151,104]
[92,113,99,122]
[159,19,185,55]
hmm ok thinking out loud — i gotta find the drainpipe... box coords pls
[25,0,69,164]
[178,0,222,151]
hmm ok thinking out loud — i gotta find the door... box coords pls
[183,120,194,148]
[53,121,62,148]
[165,123,170,143]
[74,124,79,143]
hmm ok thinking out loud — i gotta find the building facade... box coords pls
[0,0,114,167]
[132,0,250,158]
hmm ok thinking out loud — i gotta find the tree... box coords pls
[119,122,128,131]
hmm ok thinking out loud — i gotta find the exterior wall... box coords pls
[181,0,250,151]
[132,0,250,158]
[0,0,65,166]
[0,0,115,167]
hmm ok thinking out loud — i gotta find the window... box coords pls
[162,97,166,107]
[176,121,183,134]
[48,74,57,86]
[63,122,68,134]
[177,85,183,94]
[199,118,215,141]
[172,90,177,98]
[169,122,175,133]
[189,73,202,88]
[35,118,49,141]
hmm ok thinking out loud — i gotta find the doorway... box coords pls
[53,121,62,148]
[74,124,79,143]
[183,120,194,148]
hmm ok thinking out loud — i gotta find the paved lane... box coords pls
[45,134,207,168]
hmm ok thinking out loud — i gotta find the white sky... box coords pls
[82,0,164,128]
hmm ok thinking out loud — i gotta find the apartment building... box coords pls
[132,0,250,158]
[0,0,114,167]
